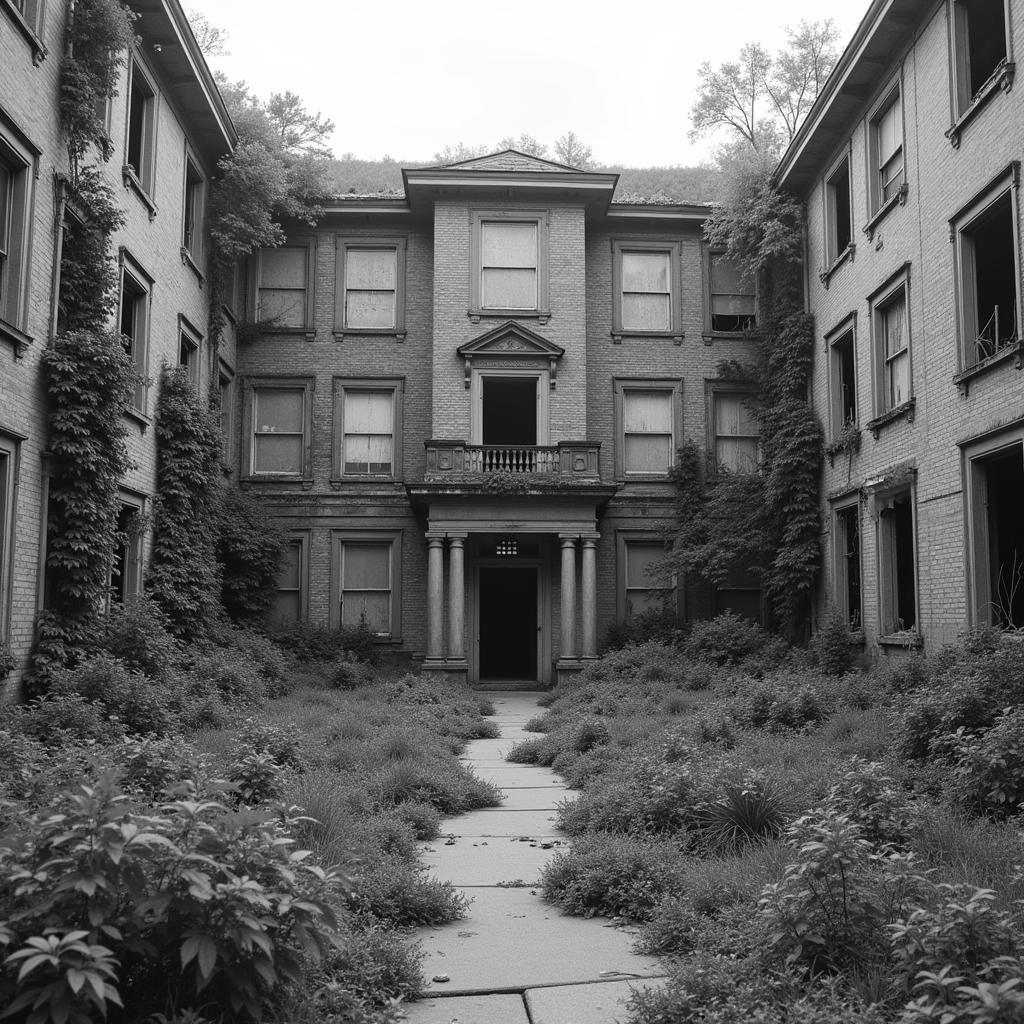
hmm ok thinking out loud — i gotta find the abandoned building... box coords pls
[1,0,1022,696]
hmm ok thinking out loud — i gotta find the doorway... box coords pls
[982,446,1024,627]
[478,565,538,681]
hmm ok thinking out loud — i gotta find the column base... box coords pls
[555,658,586,685]
[421,660,469,686]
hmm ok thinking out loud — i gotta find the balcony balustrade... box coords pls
[424,440,601,482]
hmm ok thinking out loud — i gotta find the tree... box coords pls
[432,141,489,164]
[265,90,335,157]
[186,8,229,57]
[689,21,839,158]
[553,131,593,169]
[496,133,548,158]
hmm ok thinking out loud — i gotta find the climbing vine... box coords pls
[667,166,823,640]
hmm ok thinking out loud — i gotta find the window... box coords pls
[182,154,204,263]
[827,320,858,433]
[246,380,313,479]
[223,259,243,320]
[869,87,904,215]
[708,252,756,334]
[2,0,46,58]
[254,243,313,330]
[118,253,152,412]
[833,502,862,629]
[334,379,403,480]
[713,565,762,623]
[953,167,1020,369]
[964,428,1024,629]
[272,536,307,625]
[335,238,406,335]
[470,211,548,317]
[824,155,853,266]
[218,364,234,460]
[108,498,143,608]
[711,390,760,474]
[950,0,1010,117]
[612,241,681,338]
[613,379,681,479]
[332,531,402,638]
[622,538,674,619]
[124,60,156,198]
[178,316,201,387]
[0,434,18,641]
[877,488,917,635]
[868,270,913,419]
[0,126,36,348]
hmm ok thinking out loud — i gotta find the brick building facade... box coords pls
[779,0,1024,654]
[0,0,234,696]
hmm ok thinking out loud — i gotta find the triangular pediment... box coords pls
[437,149,577,173]
[458,321,565,359]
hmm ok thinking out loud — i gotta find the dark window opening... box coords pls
[963,0,1007,97]
[827,161,852,261]
[984,447,1024,628]
[837,505,862,629]
[120,275,145,359]
[882,494,916,632]
[479,565,537,680]
[968,192,1017,359]
[482,377,536,446]
[127,79,147,176]
[109,505,136,605]
[712,564,762,624]
[183,161,202,253]
[834,331,857,427]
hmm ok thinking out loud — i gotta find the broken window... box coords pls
[118,255,150,411]
[825,156,852,264]
[951,0,1009,113]
[878,490,916,634]
[834,503,862,629]
[709,253,756,333]
[829,327,857,432]
[125,61,156,193]
[256,246,310,328]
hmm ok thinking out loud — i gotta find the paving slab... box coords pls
[442,807,561,837]
[525,978,666,1024]
[418,888,660,994]
[469,765,562,787]
[400,992,528,1023]
[493,786,565,810]
[419,835,565,885]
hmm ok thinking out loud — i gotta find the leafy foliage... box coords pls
[216,488,286,623]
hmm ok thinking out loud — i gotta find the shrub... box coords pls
[348,855,468,927]
[682,612,787,667]
[812,604,857,676]
[393,801,442,841]
[91,597,182,681]
[216,487,286,623]
[605,608,681,650]
[273,620,377,664]
[238,718,302,767]
[945,707,1024,818]
[5,691,124,745]
[230,747,286,804]
[826,759,912,849]
[696,770,786,851]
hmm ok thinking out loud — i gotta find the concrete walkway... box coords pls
[400,692,665,1024]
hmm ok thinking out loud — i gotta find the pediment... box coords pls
[457,322,565,388]
[439,149,576,173]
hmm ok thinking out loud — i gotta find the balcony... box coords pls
[424,440,601,483]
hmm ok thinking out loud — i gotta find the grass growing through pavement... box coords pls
[516,625,1024,1024]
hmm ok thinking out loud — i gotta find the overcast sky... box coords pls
[186,0,872,167]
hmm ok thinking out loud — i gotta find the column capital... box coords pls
[448,534,467,546]
[581,535,600,547]
[558,534,579,545]
[425,534,446,545]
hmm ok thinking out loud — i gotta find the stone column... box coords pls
[447,535,466,662]
[581,536,598,659]
[425,535,445,663]
[560,536,577,660]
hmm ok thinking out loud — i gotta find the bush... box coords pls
[348,855,468,927]
[696,769,786,851]
[273,620,377,664]
[945,706,1024,818]
[812,604,857,676]
[216,487,286,623]
[605,608,681,650]
[91,597,182,681]
[682,612,787,667]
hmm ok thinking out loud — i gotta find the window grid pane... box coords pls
[343,390,394,474]
[482,267,536,309]
[341,542,392,633]
[623,391,673,474]
[482,222,537,268]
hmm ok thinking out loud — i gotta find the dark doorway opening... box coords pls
[984,447,1024,627]
[483,377,536,445]
[479,566,538,680]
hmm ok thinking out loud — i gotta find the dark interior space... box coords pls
[482,378,536,445]
[479,566,537,679]
[892,496,916,631]
[965,0,1007,96]
[985,447,1024,627]
[832,164,852,255]
[971,193,1017,354]
[836,333,856,424]
[838,505,861,628]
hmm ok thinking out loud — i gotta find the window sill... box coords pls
[0,0,47,63]
[954,340,1022,395]
[122,167,157,221]
[0,317,33,358]
[866,398,915,439]
[701,329,760,345]
[819,244,855,288]
[877,630,923,650]
[329,477,404,490]
[333,329,406,342]
[253,326,316,340]
[180,247,204,285]
[469,308,550,325]
[613,330,684,345]
[947,61,1015,148]
[863,184,908,242]
[122,407,151,432]
[240,475,314,490]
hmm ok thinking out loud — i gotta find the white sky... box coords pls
[186,0,872,167]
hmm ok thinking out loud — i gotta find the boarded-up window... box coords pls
[253,388,304,474]
[714,393,759,473]
[345,248,397,328]
[258,247,307,327]
[343,389,394,475]
[341,542,392,634]
[481,221,538,309]
[273,539,303,624]
[625,540,672,618]
[881,290,909,409]
[710,255,756,332]
[621,251,671,331]
[624,390,673,475]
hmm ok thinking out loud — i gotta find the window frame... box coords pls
[867,264,914,428]
[177,314,202,389]
[250,239,316,335]
[823,149,854,273]
[106,490,145,611]
[826,313,859,437]
[330,530,403,640]
[271,531,310,626]
[181,149,205,272]
[1,0,47,63]
[706,382,761,477]
[612,377,683,481]
[122,56,159,211]
[611,239,682,341]
[951,162,1021,380]
[117,248,153,415]
[217,360,235,464]
[469,209,549,321]
[864,77,908,233]
[332,377,405,483]
[615,531,679,624]
[241,377,315,483]
[334,236,407,338]
[873,482,919,640]
[0,431,22,644]
[831,497,863,631]
[0,116,39,354]
[702,248,757,341]
[948,0,1013,134]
